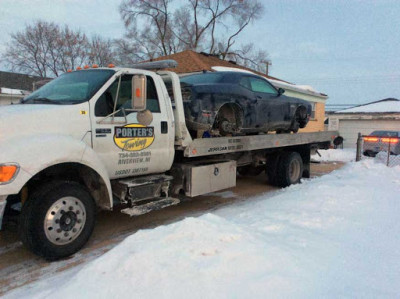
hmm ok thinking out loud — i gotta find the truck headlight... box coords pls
[0,163,20,184]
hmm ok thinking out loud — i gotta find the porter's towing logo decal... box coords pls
[114,124,155,151]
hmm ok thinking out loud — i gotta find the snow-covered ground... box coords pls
[5,158,400,298]
[312,148,356,162]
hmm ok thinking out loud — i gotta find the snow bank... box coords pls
[312,148,356,162]
[6,160,400,298]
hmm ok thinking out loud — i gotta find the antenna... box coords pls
[129,59,178,70]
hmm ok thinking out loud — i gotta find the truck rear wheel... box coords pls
[19,181,96,260]
[273,152,303,187]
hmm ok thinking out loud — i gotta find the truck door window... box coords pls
[95,75,160,117]
[146,77,160,112]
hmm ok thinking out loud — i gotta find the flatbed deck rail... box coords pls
[183,131,337,157]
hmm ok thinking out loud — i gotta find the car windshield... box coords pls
[23,69,115,104]
[370,130,399,137]
[180,73,224,85]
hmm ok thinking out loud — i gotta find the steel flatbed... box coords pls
[181,131,337,157]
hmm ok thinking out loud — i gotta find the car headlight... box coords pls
[0,163,20,184]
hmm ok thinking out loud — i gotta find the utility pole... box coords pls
[263,60,272,76]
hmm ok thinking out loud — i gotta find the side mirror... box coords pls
[278,88,285,96]
[132,75,147,111]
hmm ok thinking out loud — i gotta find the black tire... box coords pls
[295,106,308,129]
[363,150,376,157]
[274,152,303,187]
[266,153,282,185]
[237,165,264,176]
[291,122,299,133]
[19,181,96,260]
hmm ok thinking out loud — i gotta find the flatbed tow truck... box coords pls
[0,60,337,259]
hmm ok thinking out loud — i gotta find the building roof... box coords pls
[151,50,285,81]
[0,71,47,92]
[150,50,327,98]
[335,98,400,114]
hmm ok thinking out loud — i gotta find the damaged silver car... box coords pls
[179,72,312,137]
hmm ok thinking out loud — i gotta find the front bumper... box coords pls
[0,195,7,230]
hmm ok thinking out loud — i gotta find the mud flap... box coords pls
[0,196,7,230]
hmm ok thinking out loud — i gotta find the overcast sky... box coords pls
[1,0,399,106]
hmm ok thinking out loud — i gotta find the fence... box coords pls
[356,133,400,167]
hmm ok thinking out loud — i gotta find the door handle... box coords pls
[253,96,261,104]
[161,121,168,134]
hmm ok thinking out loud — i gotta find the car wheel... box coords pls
[19,181,96,260]
[363,150,377,157]
[291,121,300,133]
[214,104,242,136]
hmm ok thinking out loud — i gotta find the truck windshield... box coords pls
[23,69,115,104]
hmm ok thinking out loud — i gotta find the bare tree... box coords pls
[2,21,60,77]
[119,0,267,71]
[58,26,89,72]
[87,35,114,66]
[225,43,270,74]
[120,0,176,57]
[2,21,117,77]
[217,1,264,59]
[113,38,151,66]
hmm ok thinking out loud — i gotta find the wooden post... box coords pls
[387,141,391,166]
[356,133,362,162]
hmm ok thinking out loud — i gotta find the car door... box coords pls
[90,72,174,179]
[246,76,289,130]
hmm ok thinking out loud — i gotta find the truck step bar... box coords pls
[112,174,174,204]
[121,197,180,216]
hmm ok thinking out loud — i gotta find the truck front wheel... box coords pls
[19,181,96,260]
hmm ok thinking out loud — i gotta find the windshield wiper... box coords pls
[22,97,63,104]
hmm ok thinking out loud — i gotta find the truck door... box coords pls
[90,72,175,179]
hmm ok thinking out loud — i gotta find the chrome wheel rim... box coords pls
[44,196,86,245]
[289,159,301,182]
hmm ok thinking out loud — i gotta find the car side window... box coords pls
[239,77,251,90]
[95,75,160,116]
[248,77,277,95]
